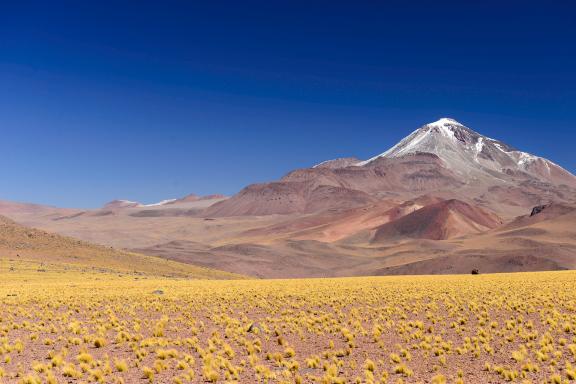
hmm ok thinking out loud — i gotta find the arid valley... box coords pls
[3,119,576,279]
[2,2,576,382]
[2,118,576,383]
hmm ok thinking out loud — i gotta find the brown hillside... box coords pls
[372,199,503,242]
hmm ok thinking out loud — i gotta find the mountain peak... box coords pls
[356,118,481,165]
[352,119,576,188]
[423,118,472,138]
[426,117,464,128]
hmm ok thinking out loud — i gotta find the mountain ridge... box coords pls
[205,118,576,218]
[357,118,575,188]
[1,118,575,279]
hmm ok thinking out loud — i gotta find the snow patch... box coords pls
[426,118,467,142]
[142,199,177,207]
[472,137,485,163]
[517,152,539,166]
[438,125,456,141]
[117,200,139,204]
[475,137,484,153]
[426,118,464,129]
[493,142,509,153]
[313,159,337,168]
[544,160,551,174]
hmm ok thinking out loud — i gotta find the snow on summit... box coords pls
[426,117,464,131]
[346,118,575,186]
[356,117,480,165]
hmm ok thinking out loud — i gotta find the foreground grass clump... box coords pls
[1,263,576,382]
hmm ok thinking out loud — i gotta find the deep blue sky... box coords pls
[1,1,575,208]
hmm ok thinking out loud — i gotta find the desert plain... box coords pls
[2,260,576,384]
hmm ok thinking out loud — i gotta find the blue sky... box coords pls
[1,1,575,208]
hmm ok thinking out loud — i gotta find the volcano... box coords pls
[206,118,576,218]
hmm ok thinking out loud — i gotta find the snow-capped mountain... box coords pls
[356,118,576,187]
[206,118,576,218]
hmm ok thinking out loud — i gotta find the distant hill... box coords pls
[2,118,575,279]
[372,199,503,241]
[0,215,243,279]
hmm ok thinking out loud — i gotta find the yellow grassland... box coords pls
[1,268,576,383]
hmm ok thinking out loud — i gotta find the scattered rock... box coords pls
[530,205,547,217]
